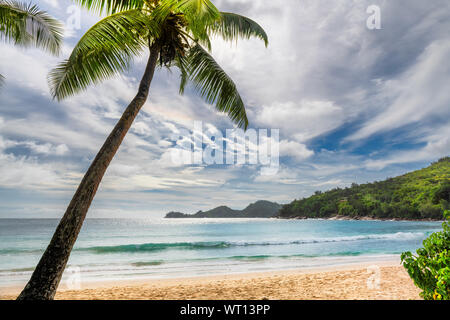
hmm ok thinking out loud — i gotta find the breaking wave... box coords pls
[76,232,427,254]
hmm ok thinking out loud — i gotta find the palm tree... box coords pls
[0,0,63,86]
[17,0,268,300]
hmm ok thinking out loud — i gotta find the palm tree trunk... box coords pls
[17,43,160,300]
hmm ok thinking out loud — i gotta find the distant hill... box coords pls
[277,157,450,220]
[165,200,282,218]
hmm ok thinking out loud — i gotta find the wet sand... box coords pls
[0,260,421,300]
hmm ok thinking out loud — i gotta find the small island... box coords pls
[165,200,282,218]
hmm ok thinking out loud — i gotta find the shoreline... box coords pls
[0,258,422,300]
[275,216,444,222]
[164,216,443,222]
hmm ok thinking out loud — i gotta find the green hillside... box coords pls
[277,157,450,220]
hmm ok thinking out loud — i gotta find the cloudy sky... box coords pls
[0,0,449,218]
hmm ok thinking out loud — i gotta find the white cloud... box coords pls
[0,0,449,217]
[279,140,314,160]
[256,100,345,142]
[132,121,153,136]
[364,126,450,170]
[23,141,69,156]
[0,151,75,190]
[42,0,59,8]
[347,39,450,141]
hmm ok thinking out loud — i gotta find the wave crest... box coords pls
[77,232,427,254]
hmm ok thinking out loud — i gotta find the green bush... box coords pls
[401,211,450,300]
[337,201,356,216]
[433,182,450,204]
[419,203,443,219]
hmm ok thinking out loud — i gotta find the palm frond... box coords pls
[153,0,220,22]
[178,0,219,50]
[0,73,5,87]
[153,0,219,51]
[71,0,145,15]
[176,0,220,23]
[209,12,268,47]
[183,44,248,129]
[0,0,63,55]
[48,9,157,100]
[174,54,188,94]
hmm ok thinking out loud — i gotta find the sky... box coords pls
[0,0,449,218]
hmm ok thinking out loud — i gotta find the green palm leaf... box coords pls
[48,9,158,100]
[179,0,219,50]
[183,44,248,129]
[0,73,4,87]
[154,0,220,22]
[174,54,188,94]
[0,0,63,55]
[72,0,145,15]
[176,0,220,22]
[152,0,219,50]
[209,12,268,47]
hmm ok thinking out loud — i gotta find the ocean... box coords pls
[0,218,443,288]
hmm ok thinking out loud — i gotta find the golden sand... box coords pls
[0,261,421,300]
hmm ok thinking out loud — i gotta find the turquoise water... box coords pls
[0,218,443,287]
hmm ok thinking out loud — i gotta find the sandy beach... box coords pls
[0,260,421,300]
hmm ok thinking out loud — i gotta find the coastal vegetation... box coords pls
[17,0,268,300]
[401,211,450,300]
[0,0,63,86]
[278,157,450,220]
